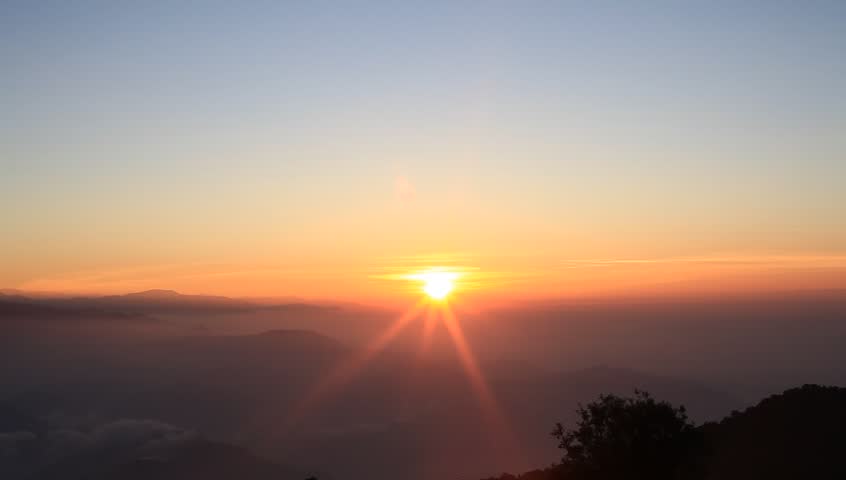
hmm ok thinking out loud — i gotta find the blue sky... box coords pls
[2,1,845,297]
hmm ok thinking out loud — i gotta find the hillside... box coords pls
[485,384,846,480]
[701,384,846,479]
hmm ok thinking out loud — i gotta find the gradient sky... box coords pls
[2,1,845,303]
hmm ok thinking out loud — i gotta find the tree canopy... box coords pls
[552,390,699,480]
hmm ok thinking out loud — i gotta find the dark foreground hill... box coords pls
[700,384,846,479]
[482,384,846,480]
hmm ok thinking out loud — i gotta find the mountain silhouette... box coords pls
[482,384,846,480]
[0,289,344,320]
[700,384,846,479]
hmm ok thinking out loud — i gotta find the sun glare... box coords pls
[411,270,459,300]
[291,267,513,454]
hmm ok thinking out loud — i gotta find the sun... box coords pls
[411,270,459,300]
[422,273,455,300]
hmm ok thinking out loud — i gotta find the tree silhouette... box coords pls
[552,390,699,480]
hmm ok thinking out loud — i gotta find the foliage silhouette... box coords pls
[551,390,700,480]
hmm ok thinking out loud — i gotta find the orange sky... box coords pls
[4,168,845,306]
[8,252,846,308]
[3,4,845,306]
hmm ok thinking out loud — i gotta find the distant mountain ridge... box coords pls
[0,289,337,316]
[60,289,282,313]
[0,294,151,321]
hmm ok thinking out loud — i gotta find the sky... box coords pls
[2,1,845,304]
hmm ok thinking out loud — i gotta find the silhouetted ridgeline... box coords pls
[699,384,846,480]
[0,290,337,316]
[480,385,846,480]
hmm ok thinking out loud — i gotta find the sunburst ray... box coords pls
[284,299,427,427]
